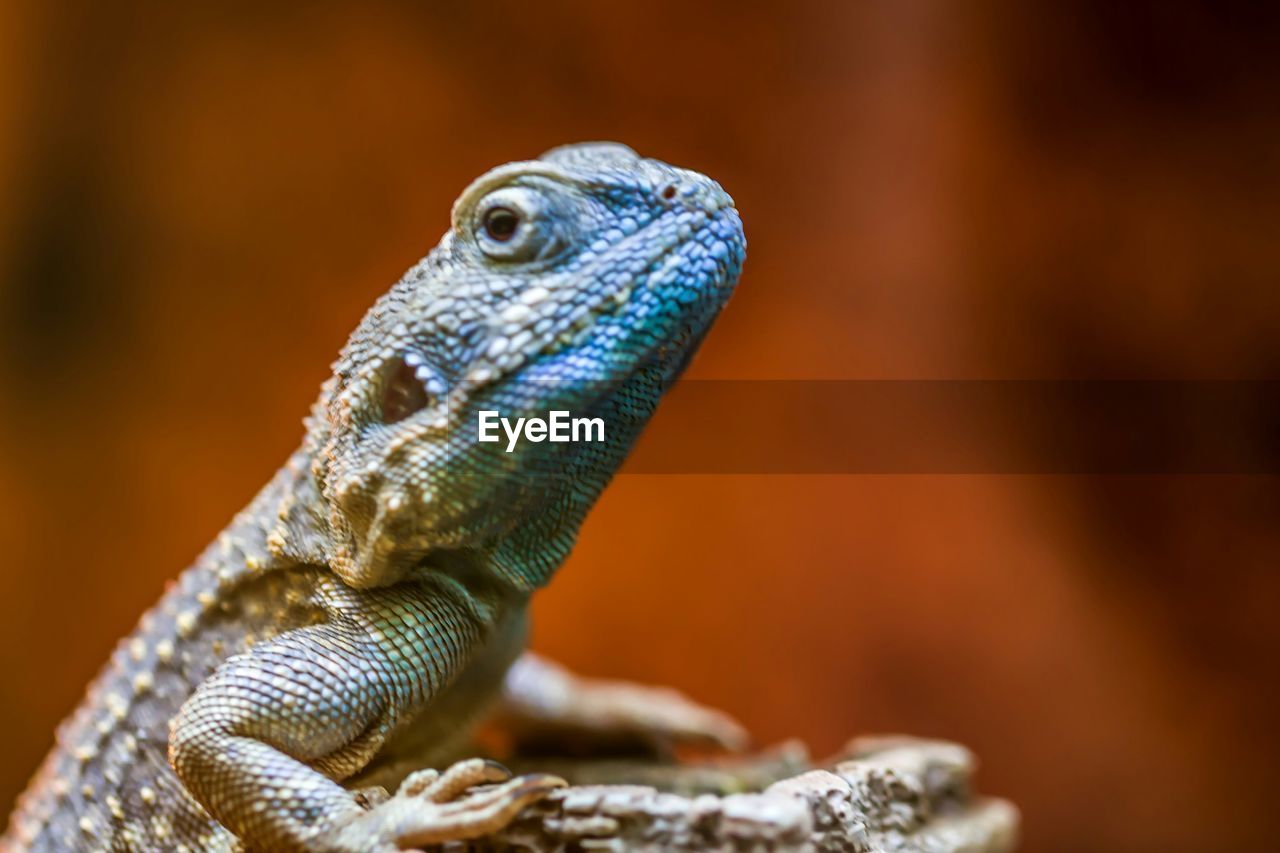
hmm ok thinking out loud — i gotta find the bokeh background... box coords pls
[1,2,1277,850]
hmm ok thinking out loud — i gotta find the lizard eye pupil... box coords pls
[381,358,431,424]
[482,207,520,242]
[473,189,559,262]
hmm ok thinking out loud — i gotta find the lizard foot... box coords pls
[571,681,750,752]
[323,758,565,851]
[502,654,749,754]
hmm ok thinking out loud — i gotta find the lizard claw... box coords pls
[322,759,564,851]
[396,772,566,848]
[398,757,511,801]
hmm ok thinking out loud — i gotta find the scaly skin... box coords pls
[3,143,745,851]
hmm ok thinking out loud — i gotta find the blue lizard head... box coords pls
[306,144,745,590]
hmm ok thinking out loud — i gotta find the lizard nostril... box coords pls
[659,183,678,201]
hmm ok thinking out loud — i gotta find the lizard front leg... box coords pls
[168,577,562,851]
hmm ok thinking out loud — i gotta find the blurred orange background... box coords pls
[1,3,1277,850]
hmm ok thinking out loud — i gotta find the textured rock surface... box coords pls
[487,736,1018,851]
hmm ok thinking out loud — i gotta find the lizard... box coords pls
[3,142,747,851]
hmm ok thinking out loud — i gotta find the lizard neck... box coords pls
[256,441,560,596]
[259,443,342,571]
[262,358,669,593]
[482,361,672,590]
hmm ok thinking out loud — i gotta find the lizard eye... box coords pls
[474,187,564,263]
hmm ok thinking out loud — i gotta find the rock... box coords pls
[486,736,1017,851]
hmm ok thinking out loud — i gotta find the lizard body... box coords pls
[4,143,745,851]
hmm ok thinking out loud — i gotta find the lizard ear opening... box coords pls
[381,359,430,424]
[380,353,447,425]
